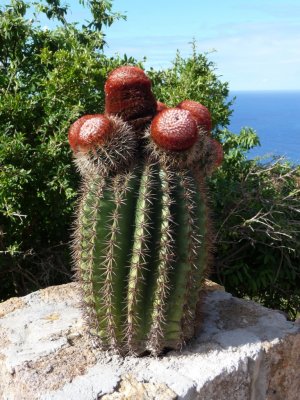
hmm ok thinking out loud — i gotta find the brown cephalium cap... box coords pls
[104,66,157,131]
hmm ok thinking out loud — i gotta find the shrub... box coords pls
[0,0,139,299]
[1,3,299,319]
[147,45,234,132]
[211,147,300,319]
[148,48,300,319]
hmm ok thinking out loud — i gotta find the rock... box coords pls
[0,282,299,400]
[101,375,177,400]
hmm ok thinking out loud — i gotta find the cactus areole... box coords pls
[69,66,223,356]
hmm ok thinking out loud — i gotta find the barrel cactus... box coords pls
[69,66,223,355]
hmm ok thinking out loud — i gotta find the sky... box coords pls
[39,0,300,90]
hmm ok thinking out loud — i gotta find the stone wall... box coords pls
[0,282,299,399]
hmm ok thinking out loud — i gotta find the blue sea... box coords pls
[228,91,300,164]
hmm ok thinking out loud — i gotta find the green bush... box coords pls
[0,0,139,298]
[146,48,300,319]
[1,2,299,319]
[148,45,234,132]
[211,146,300,319]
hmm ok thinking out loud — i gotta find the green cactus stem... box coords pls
[73,159,211,355]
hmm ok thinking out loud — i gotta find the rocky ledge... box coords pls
[0,281,299,400]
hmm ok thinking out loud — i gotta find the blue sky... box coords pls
[44,0,300,90]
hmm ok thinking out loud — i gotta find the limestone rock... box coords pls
[101,375,177,400]
[0,282,299,400]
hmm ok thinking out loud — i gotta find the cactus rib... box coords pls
[126,162,156,352]
[148,163,175,354]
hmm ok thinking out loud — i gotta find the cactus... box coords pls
[69,66,223,355]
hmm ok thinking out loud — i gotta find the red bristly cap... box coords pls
[177,100,212,134]
[104,66,157,123]
[68,114,112,152]
[150,108,198,151]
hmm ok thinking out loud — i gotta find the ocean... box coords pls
[228,91,300,165]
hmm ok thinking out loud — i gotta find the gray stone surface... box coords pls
[0,282,299,400]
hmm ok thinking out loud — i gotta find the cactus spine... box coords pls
[69,66,223,355]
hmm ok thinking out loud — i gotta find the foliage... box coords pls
[148,44,234,132]
[0,0,138,299]
[148,49,300,319]
[211,151,300,319]
[1,3,299,319]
